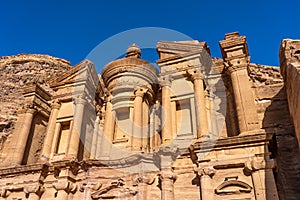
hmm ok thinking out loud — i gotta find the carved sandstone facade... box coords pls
[0,32,299,200]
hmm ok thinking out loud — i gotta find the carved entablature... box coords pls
[219,32,250,73]
[20,83,52,116]
[244,157,275,173]
[52,159,82,177]
[91,179,137,199]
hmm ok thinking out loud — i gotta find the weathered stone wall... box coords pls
[249,63,300,200]
[277,39,300,200]
[0,54,71,140]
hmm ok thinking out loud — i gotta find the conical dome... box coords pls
[126,43,141,58]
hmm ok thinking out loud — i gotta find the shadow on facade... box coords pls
[262,87,300,200]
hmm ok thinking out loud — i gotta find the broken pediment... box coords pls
[48,60,99,89]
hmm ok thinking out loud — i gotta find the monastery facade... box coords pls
[0,32,299,200]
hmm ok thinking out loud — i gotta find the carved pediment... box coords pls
[48,60,99,89]
[91,179,137,199]
[215,177,252,195]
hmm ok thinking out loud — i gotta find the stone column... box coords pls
[142,100,149,151]
[159,170,177,200]
[132,88,145,151]
[24,184,44,200]
[196,167,215,200]
[245,158,279,200]
[188,69,208,139]
[133,176,153,200]
[90,112,100,159]
[171,101,177,138]
[101,96,115,158]
[154,145,180,200]
[13,103,37,165]
[53,181,76,200]
[50,122,62,158]
[160,76,173,144]
[227,66,259,133]
[67,95,87,159]
[40,99,61,161]
[229,67,247,133]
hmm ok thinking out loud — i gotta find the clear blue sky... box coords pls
[1,0,299,70]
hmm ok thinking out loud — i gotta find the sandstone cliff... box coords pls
[0,54,71,142]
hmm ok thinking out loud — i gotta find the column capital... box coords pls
[225,63,248,74]
[154,145,180,169]
[53,180,77,193]
[194,167,216,178]
[134,87,147,98]
[187,69,204,82]
[51,99,61,109]
[159,75,172,87]
[105,94,112,102]
[73,94,87,105]
[159,170,177,182]
[24,184,45,195]
[20,102,37,114]
[244,157,276,173]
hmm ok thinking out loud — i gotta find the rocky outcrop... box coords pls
[0,54,71,138]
